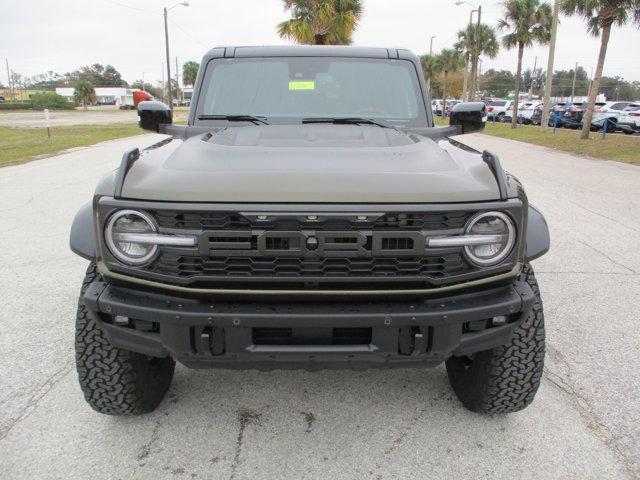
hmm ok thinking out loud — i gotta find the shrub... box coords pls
[0,101,34,110]
[30,91,75,110]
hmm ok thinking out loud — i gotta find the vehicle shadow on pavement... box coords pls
[101,364,515,476]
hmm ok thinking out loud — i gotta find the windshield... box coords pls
[195,57,427,128]
[489,101,507,106]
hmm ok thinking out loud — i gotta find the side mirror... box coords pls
[138,101,172,132]
[449,102,486,134]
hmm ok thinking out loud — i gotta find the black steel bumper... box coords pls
[83,278,536,369]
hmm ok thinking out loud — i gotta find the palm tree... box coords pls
[182,61,200,87]
[420,53,442,94]
[560,0,640,139]
[437,49,465,118]
[277,0,363,45]
[73,80,95,111]
[455,23,500,101]
[498,0,553,128]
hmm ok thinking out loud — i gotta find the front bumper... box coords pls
[83,277,536,370]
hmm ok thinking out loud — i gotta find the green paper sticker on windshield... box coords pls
[289,81,315,90]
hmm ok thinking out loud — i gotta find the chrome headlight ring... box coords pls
[462,211,516,266]
[104,209,159,266]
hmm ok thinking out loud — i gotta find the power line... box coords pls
[170,19,208,48]
[101,0,160,16]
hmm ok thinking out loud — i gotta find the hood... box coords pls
[121,124,500,203]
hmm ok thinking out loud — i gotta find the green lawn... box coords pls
[434,116,639,165]
[0,124,143,166]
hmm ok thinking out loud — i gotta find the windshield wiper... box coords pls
[302,117,396,129]
[197,114,269,125]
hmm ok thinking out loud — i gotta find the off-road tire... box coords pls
[445,264,544,414]
[75,263,175,415]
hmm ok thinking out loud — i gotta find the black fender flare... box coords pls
[525,204,550,261]
[70,202,96,260]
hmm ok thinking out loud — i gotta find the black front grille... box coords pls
[129,209,493,288]
[150,210,470,231]
[150,252,471,278]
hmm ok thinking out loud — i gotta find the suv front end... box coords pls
[70,46,550,416]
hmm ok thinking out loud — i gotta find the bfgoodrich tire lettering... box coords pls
[445,264,544,413]
[75,263,175,415]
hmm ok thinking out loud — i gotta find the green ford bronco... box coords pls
[70,46,550,415]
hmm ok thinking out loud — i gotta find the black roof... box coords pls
[202,45,417,61]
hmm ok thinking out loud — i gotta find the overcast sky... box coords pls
[2,0,639,86]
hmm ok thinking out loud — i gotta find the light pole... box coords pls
[429,36,436,55]
[164,1,189,112]
[570,62,579,101]
[455,1,481,101]
[541,0,559,132]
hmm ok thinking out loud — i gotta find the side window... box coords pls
[611,103,630,111]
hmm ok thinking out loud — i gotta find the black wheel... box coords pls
[75,263,175,415]
[446,264,545,414]
[497,113,505,122]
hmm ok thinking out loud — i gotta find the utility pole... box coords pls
[541,0,558,132]
[175,56,180,104]
[5,58,12,101]
[163,7,173,112]
[462,10,473,101]
[427,36,436,91]
[142,72,145,91]
[529,56,537,100]
[161,62,165,102]
[570,62,578,101]
[471,5,481,101]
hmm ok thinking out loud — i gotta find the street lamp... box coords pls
[164,1,189,112]
[455,0,482,101]
[429,35,436,55]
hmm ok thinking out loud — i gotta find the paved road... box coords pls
[0,107,188,128]
[1,134,638,479]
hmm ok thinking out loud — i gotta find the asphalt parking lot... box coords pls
[1,133,639,479]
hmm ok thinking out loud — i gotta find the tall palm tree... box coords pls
[498,0,553,128]
[560,0,640,139]
[437,49,465,118]
[277,0,363,45]
[420,53,442,94]
[455,23,500,101]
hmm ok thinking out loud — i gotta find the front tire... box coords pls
[445,264,545,414]
[75,263,175,415]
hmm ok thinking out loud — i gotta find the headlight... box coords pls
[105,210,158,265]
[463,211,515,266]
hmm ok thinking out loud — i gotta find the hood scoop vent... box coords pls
[205,124,416,148]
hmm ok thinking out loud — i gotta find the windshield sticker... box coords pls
[289,81,315,91]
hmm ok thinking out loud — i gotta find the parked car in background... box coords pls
[0,96,5,103]
[447,100,461,115]
[562,102,587,129]
[432,99,443,115]
[486,99,513,122]
[616,104,640,134]
[591,101,635,124]
[548,102,568,127]
[518,101,542,124]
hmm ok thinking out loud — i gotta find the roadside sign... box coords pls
[44,108,51,139]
